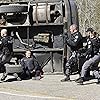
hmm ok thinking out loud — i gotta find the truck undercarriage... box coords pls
[0,0,79,73]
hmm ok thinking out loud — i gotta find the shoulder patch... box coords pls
[75,36,78,39]
[88,41,91,44]
[74,39,77,42]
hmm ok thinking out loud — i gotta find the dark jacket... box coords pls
[21,56,41,72]
[90,37,100,55]
[80,36,100,58]
[0,36,13,55]
[66,32,83,51]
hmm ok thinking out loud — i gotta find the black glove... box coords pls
[79,53,86,58]
[64,29,68,39]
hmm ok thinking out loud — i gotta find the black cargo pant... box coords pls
[64,51,78,77]
[20,68,42,80]
[0,53,12,73]
[64,51,90,78]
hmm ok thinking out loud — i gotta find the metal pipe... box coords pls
[16,32,32,47]
[35,2,38,24]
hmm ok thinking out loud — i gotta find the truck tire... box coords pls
[0,4,28,13]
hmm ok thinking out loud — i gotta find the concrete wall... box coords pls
[75,0,100,36]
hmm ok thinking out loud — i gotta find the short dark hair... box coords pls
[86,28,94,33]
[92,31,98,36]
[0,19,6,25]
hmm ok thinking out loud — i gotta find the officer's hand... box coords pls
[81,53,86,57]
[78,49,83,54]
[0,41,2,44]
[31,70,35,73]
[65,34,69,40]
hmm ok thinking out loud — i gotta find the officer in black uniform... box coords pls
[61,24,83,82]
[75,28,95,82]
[20,50,43,80]
[76,29,100,85]
[0,29,13,81]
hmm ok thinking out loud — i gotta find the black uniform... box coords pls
[80,35,100,59]
[20,55,43,79]
[64,31,83,80]
[78,36,95,77]
[76,36,100,84]
[0,36,13,72]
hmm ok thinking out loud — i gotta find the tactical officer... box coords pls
[0,19,6,26]
[61,24,83,82]
[75,28,95,82]
[76,29,100,85]
[0,29,13,81]
[20,50,43,80]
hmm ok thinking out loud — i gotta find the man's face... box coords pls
[70,26,74,33]
[86,31,90,37]
[1,32,7,37]
[70,25,77,34]
[89,32,94,38]
[1,29,7,37]
[25,51,31,58]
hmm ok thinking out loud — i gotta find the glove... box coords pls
[31,69,35,73]
[79,53,86,57]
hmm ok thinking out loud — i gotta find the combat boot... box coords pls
[0,72,7,81]
[13,73,21,81]
[75,75,81,82]
[61,76,70,82]
[75,77,84,85]
[32,76,41,80]
[97,78,100,84]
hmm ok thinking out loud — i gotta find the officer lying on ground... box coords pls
[20,50,43,80]
[76,29,100,85]
[61,24,83,82]
[0,29,13,81]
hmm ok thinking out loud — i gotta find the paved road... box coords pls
[0,73,100,100]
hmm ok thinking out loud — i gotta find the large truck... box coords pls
[0,0,79,73]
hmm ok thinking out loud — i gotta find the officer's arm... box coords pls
[83,45,92,56]
[32,56,41,71]
[78,48,86,54]
[8,36,13,44]
[20,58,25,69]
[66,34,82,47]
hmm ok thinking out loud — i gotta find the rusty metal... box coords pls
[34,33,50,43]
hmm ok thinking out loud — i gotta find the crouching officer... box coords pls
[20,50,43,80]
[76,28,94,80]
[0,29,13,81]
[61,24,83,82]
[76,30,100,85]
